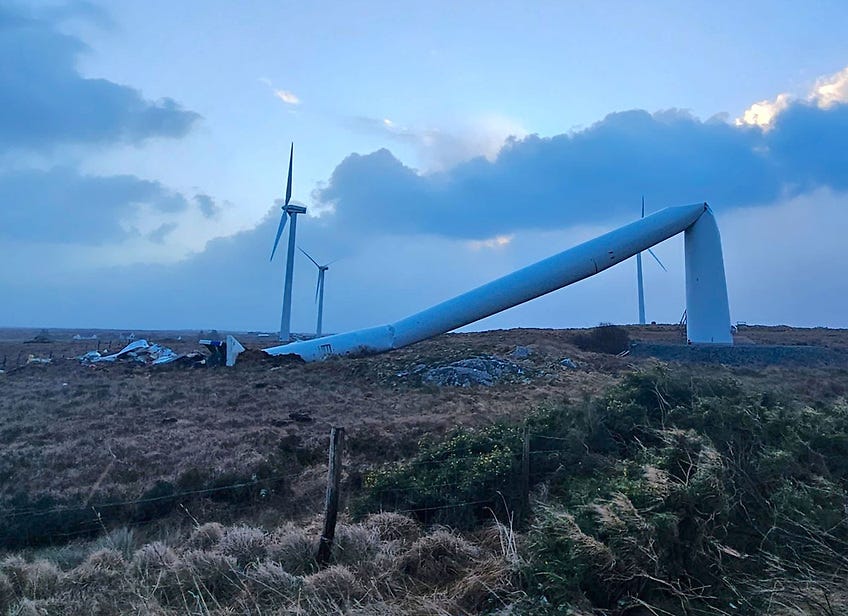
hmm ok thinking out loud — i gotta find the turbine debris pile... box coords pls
[78,339,205,367]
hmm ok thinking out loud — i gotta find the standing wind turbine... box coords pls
[299,248,332,337]
[270,143,307,341]
[636,197,668,324]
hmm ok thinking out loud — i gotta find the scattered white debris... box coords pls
[226,335,245,367]
[27,355,52,365]
[560,357,577,369]
[78,339,202,366]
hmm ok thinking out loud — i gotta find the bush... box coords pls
[573,323,631,354]
[176,550,241,604]
[267,524,318,575]
[218,525,268,568]
[130,542,178,582]
[0,493,119,549]
[303,565,365,607]
[134,481,178,521]
[0,572,14,612]
[363,513,420,544]
[184,522,225,550]
[331,524,380,567]
[242,560,301,605]
[66,548,125,590]
[395,530,480,587]
[519,367,848,613]
[354,423,525,528]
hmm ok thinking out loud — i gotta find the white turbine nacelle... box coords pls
[266,202,733,361]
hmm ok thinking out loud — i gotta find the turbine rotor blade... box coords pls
[315,275,321,303]
[269,213,288,261]
[641,195,645,218]
[299,246,320,268]
[285,143,294,206]
[647,248,668,272]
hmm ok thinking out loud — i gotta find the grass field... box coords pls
[1,324,847,614]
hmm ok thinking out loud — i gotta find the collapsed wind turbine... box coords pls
[269,143,307,342]
[636,196,668,325]
[266,202,733,362]
[299,248,332,338]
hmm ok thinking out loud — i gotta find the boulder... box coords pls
[422,356,522,387]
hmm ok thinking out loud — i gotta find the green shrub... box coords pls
[522,366,848,613]
[353,423,524,528]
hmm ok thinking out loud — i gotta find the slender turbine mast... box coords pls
[299,248,331,337]
[270,143,307,342]
[636,197,667,324]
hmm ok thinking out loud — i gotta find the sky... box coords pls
[2,0,848,335]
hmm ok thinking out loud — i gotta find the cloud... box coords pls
[0,4,199,154]
[259,78,300,105]
[345,113,527,171]
[736,93,791,128]
[274,90,300,105]
[194,193,222,219]
[468,235,513,250]
[3,190,848,333]
[317,100,848,239]
[0,167,190,244]
[738,65,848,129]
[813,66,848,108]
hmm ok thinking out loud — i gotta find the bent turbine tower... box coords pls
[266,202,732,362]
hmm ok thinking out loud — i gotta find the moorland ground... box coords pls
[1,324,847,614]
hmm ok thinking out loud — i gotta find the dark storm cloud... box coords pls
[0,167,189,243]
[194,193,222,219]
[316,103,848,238]
[0,4,199,153]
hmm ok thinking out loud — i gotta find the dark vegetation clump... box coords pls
[352,423,526,527]
[524,368,848,613]
[358,366,848,614]
[0,461,290,549]
[573,322,631,354]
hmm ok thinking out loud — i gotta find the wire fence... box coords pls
[1,425,576,548]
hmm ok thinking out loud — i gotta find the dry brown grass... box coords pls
[1,325,846,614]
[184,522,225,551]
[395,530,482,588]
[4,324,841,540]
[218,525,268,567]
[0,517,523,615]
[0,327,621,517]
[363,512,421,545]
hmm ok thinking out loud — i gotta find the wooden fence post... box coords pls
[316,426,345,565]
[520,426,530,522]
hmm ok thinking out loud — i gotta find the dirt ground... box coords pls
[1,324,847,527]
